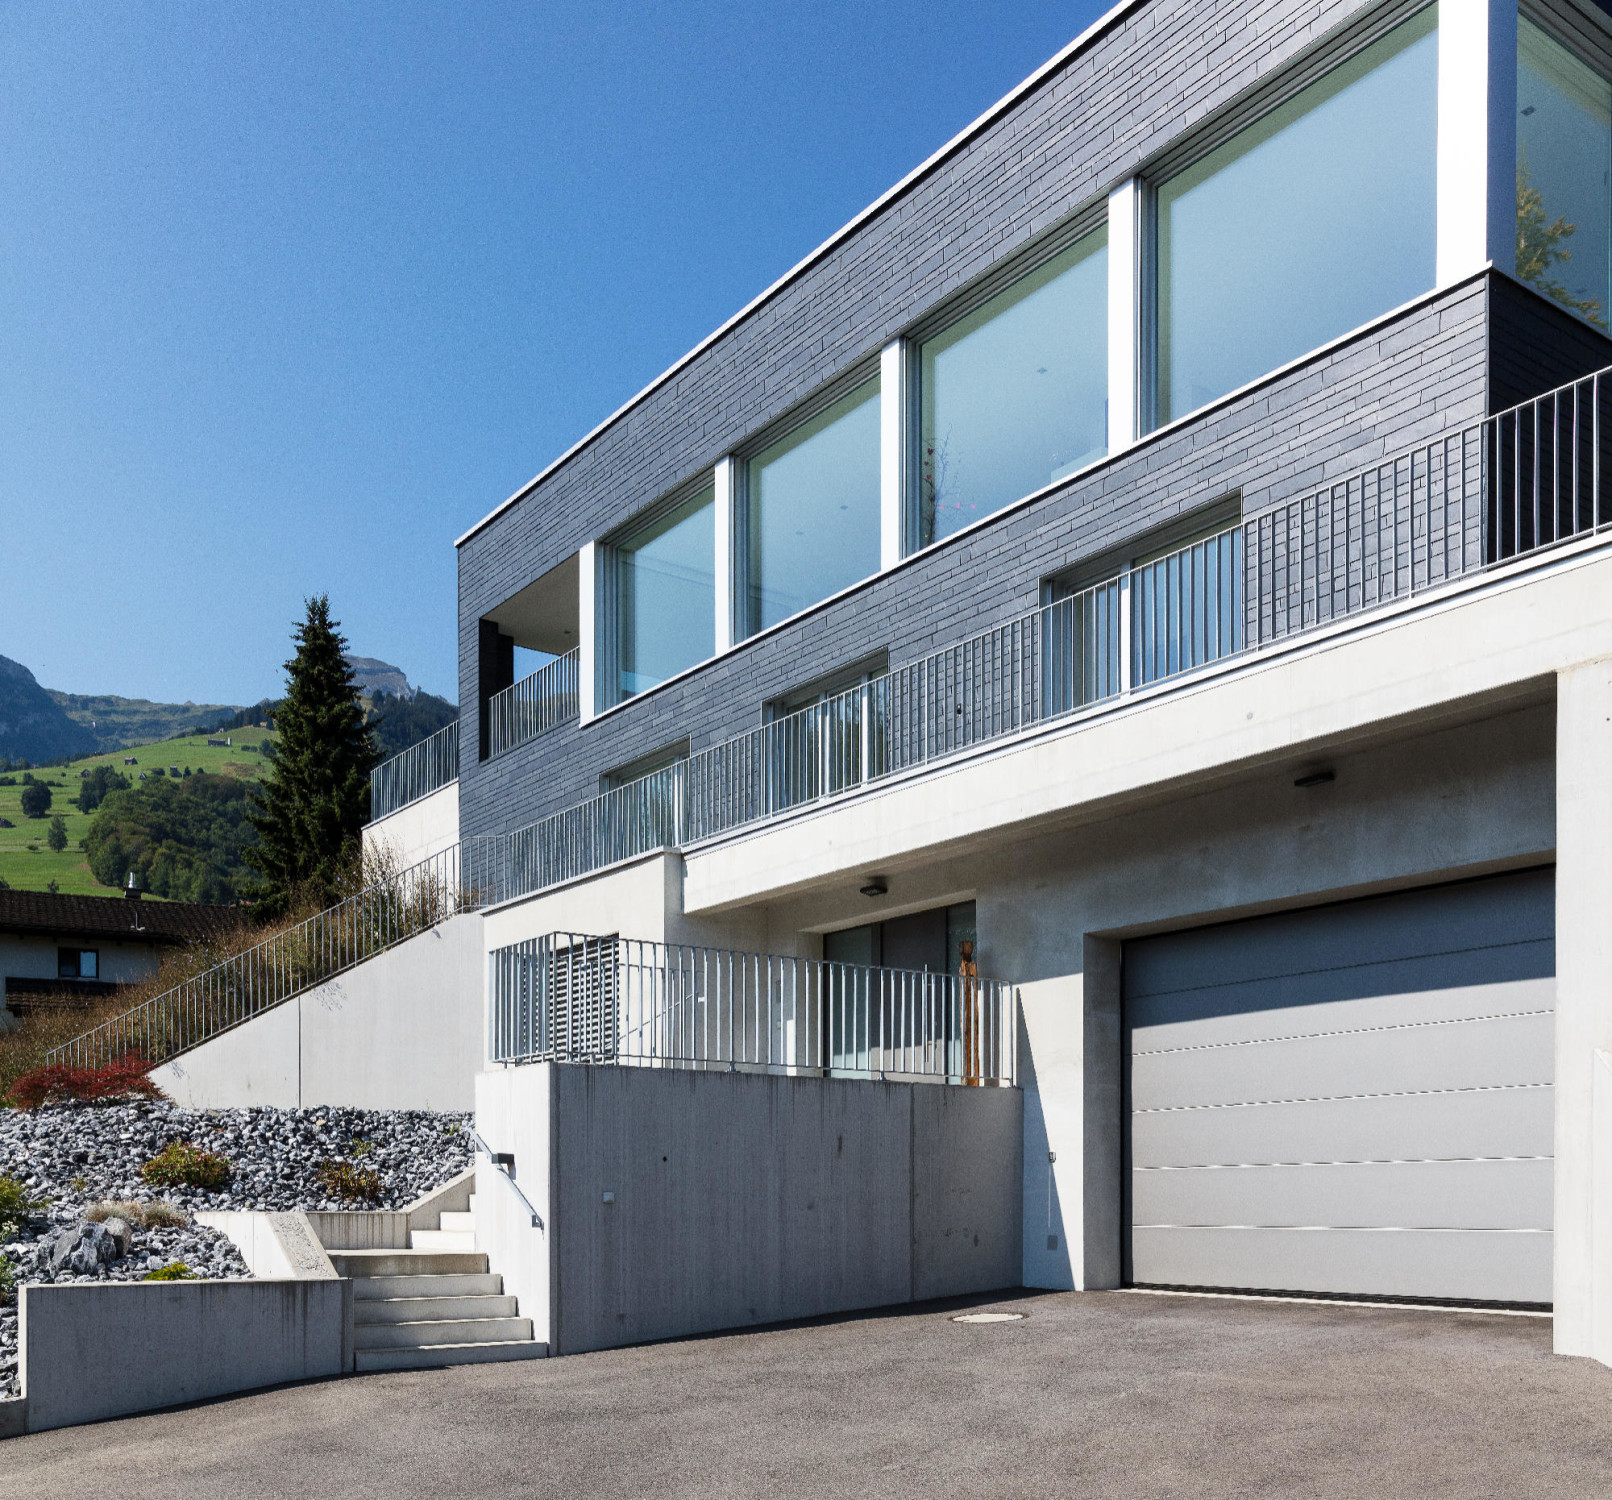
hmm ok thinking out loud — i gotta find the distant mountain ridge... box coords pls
[345,656,414,700]
[0,655,96,764]
[47,690,248,754]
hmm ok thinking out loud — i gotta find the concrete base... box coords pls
[17,1279,351,1434]
[477,1063,1023,1357]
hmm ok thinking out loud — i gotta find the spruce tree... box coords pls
[246,596,380,918]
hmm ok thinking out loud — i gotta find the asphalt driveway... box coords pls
[6,1290,1611,1500]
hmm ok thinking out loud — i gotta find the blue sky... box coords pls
[0,1,1105,707]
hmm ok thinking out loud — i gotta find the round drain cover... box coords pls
[951,1311,1024,1323]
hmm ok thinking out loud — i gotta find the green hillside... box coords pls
[46,690,248,754]
[0,728,277,897]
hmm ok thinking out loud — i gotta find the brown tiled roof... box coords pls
[0,889,243,947]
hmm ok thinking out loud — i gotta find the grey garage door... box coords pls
[1124,867,1555,1305]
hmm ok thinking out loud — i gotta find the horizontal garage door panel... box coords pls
[1130,1002,1552,1111]
[1131,1157,1552,1231]
[1124,869,1555,1303]
[1131,1226,1552,1304]
[1132,976,1553,1056]
[1126,869,1554,1010]
[1130,1082,1554,1171]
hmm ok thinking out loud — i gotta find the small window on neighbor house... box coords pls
[58,948,98,979]
[745,378,882,636]
[918,227,1108,548]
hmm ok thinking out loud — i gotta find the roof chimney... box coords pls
[125,871,142,901]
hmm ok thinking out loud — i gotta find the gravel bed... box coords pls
[0,1102,475,1398]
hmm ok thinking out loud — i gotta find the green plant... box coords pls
[140,1142,231,1192]
[317,1159,383,1203]
[0,1253,14,1303]
[143,1262,197,1281]
[70,1175,88,1193]
[0,1174,42,1236]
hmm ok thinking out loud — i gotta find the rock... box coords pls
[43,1221,122,1276]
[100,1217,133,1257]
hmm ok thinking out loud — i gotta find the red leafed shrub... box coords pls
[5,1055,166,1109]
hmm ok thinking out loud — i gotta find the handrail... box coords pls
[370,719,461,822]
[485,648,581,760]
[467,1124,544,1230]
[49,841,503,1071]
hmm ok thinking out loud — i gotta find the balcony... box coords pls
[485,647,580,761]
[370,719,460,822]
[489,932,1017,1085]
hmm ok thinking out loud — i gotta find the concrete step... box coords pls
[329,1249,488,1278]
[354,1315,534,1351]
[409,1228,477,1252]
[354,1293,518,1325]
[352,1272,502,1300]
[355,1339,547,1373]
[438,1210,475,1233]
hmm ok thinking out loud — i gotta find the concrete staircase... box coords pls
[329,1197,547,1372]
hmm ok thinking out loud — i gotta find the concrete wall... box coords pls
[152,913,485,1110]
[478,1061,1022,1357]
[17,1279,351,1433]
[363,779,460,869]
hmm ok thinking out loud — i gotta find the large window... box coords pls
[614,485,715,700]
[918,227,1108,547]
[1154,7,1438,425]
[745,379,881,634]
[1518,18,1612,329]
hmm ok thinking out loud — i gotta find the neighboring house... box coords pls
[0,888,238,1024]
[96,0,1612,1368]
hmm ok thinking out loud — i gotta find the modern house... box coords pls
[57,0,1612,1369]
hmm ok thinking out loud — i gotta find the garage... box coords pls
[1124,867,1555,1305]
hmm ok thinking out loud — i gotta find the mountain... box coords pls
[345,656,414,700]
[368,690,459,759]
[47,690,248,754]
[0,655,98,764]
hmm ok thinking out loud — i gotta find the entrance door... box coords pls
[1123,868,1555,1304]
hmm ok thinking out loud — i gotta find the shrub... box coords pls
[0,1253,13,1303]
[6,1055,166,1109]
[140,1142,231,1192]
[85,1199,186,1229]
[0,1174,43,1235]
[317,1159,383,1203]
[143,1262,196,1281]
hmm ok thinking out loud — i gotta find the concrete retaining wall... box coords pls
[363,780,460,868]
[477,1062,1022,1356]
[16,1279,351,1433]
[151,913,485,1110]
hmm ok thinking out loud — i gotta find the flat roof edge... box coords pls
[454,0,1144,550]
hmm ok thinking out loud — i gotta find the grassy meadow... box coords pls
[0,728,278,897]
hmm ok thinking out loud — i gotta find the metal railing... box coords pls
[480,364,1612,905]
[370,719,461,822]
[489,933,1017,1085]
[50,843,498,1071]
[486,648,581,760]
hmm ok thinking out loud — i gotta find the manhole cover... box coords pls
[951,1311,1024,1323]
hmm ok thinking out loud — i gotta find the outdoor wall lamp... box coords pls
[1293,768,1336,788]
[859,876,888,897]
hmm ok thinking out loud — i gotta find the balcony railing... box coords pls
[370,719,461,822]
[486,648,581,760]
[489,932,1017,1085]
[475,362,1612,908]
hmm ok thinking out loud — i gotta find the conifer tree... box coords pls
[246,596,379,918]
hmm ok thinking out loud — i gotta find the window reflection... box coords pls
[1154,7,1438,424]
[615,486,715,700]
[1517,18,1611,329]
[918,228,1108,547]
[746,379,881,634]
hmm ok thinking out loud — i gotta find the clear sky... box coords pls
[0,1,1107,707]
